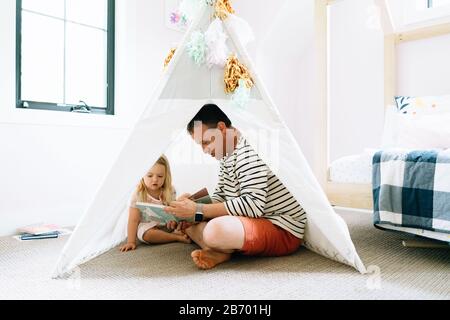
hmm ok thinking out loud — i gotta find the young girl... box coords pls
[120,155,191,252]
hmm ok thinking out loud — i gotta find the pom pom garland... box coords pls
[164,48,177,68]
[205,18,229,68]
[231,79,251,108]
[214,0,235,20]
[187,31,207,66]
[224,54,254,94]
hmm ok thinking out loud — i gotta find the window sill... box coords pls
[0,107,132,130]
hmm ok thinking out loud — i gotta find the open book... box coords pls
[135,202,182,224]
[188,187,213,204]
[136,188,212,224]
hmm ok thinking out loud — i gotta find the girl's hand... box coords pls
[120,242,136,252]
[166,220,193,232]
[178,221,194,231]
[166,221,178,231]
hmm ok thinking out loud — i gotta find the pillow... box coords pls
[396,114,450,149]
[382,106,450,149]
[394,94,450,115]
[381,105,401,148]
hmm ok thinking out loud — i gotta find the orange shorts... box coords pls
[237,217,302,256]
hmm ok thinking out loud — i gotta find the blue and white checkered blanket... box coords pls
[372,149,450,234]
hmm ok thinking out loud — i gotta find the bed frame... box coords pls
[319,0,450,210]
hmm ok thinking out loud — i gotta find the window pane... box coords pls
[66,0,108,29]
[433,0,450,7]
[65,23,107,108]
[22,0,64,19]
[21,12,64,104]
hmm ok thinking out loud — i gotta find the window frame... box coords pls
[15,0,115,115]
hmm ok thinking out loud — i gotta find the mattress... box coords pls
[328,149,377,184]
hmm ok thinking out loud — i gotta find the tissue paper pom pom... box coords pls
[215,0,235,20]
[227,14,255,47]
[205,18,229,68]
[187,31,207,66]
[224,54,254,93]
[164,48,176,68]
[232,79,251,108]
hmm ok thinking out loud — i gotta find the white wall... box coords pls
[0,0,318,236]
[328,0,385,162]
[386,0,450,97]
[328,0,450,162]
[0,0,183,236]
[397,33,450,96]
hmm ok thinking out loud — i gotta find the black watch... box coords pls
[194,203,204,222]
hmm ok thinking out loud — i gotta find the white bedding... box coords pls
[329,149,378,184]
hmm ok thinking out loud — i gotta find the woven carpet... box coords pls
[0,209,449,299]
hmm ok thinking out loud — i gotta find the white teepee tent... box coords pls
[53,2,366,277]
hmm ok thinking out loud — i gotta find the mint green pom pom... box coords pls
[232,79,251,108]
[187,31,207,66]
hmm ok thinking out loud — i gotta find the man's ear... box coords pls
[217,121,227,133]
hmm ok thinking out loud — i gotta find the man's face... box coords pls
[190,122,236,160]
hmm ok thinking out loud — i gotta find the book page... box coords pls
[136,202,181,224]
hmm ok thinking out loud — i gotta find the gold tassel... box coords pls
[214,0,235,20]
[224,54,254,94]
[164,48,176,68]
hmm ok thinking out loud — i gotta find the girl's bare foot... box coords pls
[174,232,191,244]
[191,249,231,270]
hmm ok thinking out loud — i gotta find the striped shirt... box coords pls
[212,137,307,239]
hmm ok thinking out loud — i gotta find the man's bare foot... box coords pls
[191,249,231,270]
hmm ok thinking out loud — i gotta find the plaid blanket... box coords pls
[372,149,450,234]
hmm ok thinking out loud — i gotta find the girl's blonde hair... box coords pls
[137,155,174,205]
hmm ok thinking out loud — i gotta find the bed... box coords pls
[326,152,373,210]
[324,1,450,243]
[327,147,450,243]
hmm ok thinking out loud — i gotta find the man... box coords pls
[165,104,307,269]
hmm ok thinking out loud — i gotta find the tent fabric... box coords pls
[53,4,366,277]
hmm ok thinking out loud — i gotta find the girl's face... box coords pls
[143,163,166,192]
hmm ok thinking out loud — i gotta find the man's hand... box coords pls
[177,193,192,201]
[165,198,196,220]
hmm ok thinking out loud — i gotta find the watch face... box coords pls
[195,213,203,222]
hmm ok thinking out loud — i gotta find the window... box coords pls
[428,0,450,8]
[402,0,450,26]
[16,0,115,114]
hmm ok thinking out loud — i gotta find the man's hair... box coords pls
[187,104,232,133]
